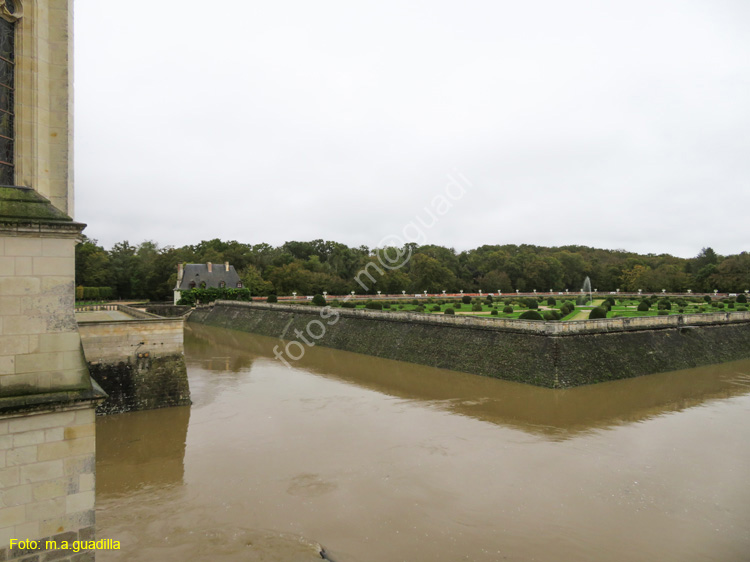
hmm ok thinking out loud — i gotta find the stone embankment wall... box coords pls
[77,312,190,414]
[189,301,750,388]
[142,304,192,318]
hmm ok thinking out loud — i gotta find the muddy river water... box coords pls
[96,323,750,561]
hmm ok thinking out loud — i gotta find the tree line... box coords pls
[74,237,749,301]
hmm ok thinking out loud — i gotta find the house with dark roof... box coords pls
[174,262,243,304]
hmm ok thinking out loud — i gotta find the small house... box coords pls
[174,262,243,304]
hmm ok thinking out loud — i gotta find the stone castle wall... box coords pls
[189,301,750,388]
[0,407,96,562]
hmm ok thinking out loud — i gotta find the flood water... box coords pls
[96,323,750,561]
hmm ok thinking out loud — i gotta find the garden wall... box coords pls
[189,301,750,388]
[78,315,190,413]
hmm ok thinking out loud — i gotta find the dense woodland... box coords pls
[74,237,750,301]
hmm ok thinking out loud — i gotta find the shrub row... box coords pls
[75,286,115,301]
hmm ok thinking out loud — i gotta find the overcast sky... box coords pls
[73,0,750,258]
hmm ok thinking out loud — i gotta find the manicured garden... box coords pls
[326,293,749,321]
[328,295,581,321]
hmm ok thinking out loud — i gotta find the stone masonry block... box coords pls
[12,430,46,448]
[0,296,22,315]
[32,258,73,277]
[2,317,45,337]
[0,466,20,487]
[62,425,93,441]
[14,257,32,277]
[20,461,64,484]
[25,497,66,521]
[0,256,14,275]
[8,413,75,434]
[37,437,94,462]
[0,484,31,508]
[40,239,73,258]
[65,491,94,515]
[0,356,14,375]
[0,505,25,527]
[31,480,66,502]
[14,353,63,375]
[3,238,42,257]
[0,278,40,297]
[0,335,29,355]
[37,334,81,354]
[6,446,37,467]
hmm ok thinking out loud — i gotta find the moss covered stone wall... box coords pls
[189,302,750,388]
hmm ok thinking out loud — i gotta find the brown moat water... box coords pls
[96,324,750,561]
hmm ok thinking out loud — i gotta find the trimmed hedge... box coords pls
[518,310,543,320]
[589,307,608,319]
[76,286,115,301]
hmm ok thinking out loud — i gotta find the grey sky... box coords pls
[74,0,750,258]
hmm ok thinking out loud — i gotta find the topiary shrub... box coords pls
[383,303,391,309]
[485,295,493,304]
[462,295,472,304]
[341,301,356,308]
[503,305,513,314]
[453,303,462,310]
[518,310,543,320]
[472,303,483,312]
[444,308,455,315]
[547,297,556,306]
[737,306,748,311]
[312,294,326,306]
[637,301,650,312]
[716,302,725,309]
[737,294,748,303]
[491,309,498,315]
[543,310,561,321]
[366,301,383,310]
[728,302,735,309]
[658,298,672,310]
[412,299,420,306]
[414,305,425,312]
[431,304,441,312]
[267,294,278,303]
[657,310,669,315]
[504,299,513,306]
[589,307,608,319]
[525,298,539,309]
[704,295,712,303]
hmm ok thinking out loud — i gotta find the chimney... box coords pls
[225,261,230,272]
[207,262,212,273]
[177,263,184,283]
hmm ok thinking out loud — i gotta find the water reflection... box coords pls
[96,406,190,497]
[96,324,750,562]
[185,323,750,438]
